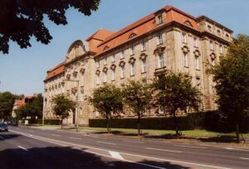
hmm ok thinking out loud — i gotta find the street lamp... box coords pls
[64,79,79,131]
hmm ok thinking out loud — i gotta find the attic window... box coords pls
[184,20,193,27]
[129,33,137,39]
[156,14,163,25]
[103,46,109,51]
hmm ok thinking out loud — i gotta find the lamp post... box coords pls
[64,79,79,131]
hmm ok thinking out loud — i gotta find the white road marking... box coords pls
[18,146,28,151]
[239,157,249,160]
[147,147,182,153]
[97,141,116,145]
[176,145,207,149]
[51,134,60,137]
[225,147,234,150]
[10,129,232,169]
[109,151,124,160]
[69,137,81,140]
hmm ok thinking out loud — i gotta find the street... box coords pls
[0,126,248,169]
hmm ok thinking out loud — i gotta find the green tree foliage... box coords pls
[89,84,123,133]
[14,94,43,120]
[0,92,16,120]
[52,94,76,126]
[211,34,249,142]
[122,81,153,136]
[0,0,100,54]
[153,73,201,136]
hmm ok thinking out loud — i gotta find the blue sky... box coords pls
[0,0,248,95]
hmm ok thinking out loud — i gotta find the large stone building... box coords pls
[43,5,233,126]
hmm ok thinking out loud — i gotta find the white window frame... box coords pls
[130,45,135,55]
[182,32,187,43]
[210,41,214,50]
[96,74,100,85]
[194,37,198,47]
[157,34,163,45]
[103,72,107,83]
[195,56,200,70]
[96,61,100,68]
[183,53,189,67]
[141,59,147,73]
[158,53,164,68]
[130,63,135,76]
[111,69,115,81]
[141,41,146,51]
[120,67,125,79]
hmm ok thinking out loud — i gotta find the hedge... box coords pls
[89,113,204,130]
[89,111,249,132]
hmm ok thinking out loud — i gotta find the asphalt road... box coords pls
[0,126,248,169]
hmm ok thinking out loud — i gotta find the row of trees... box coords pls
[15,94,43,121]
[90,73,201,136]
[0,92,16,120]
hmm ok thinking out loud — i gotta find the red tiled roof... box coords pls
[93,5,201,56]
[86,29,114,41]
[44,62,65,82]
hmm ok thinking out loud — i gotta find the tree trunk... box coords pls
[137,114,141,136]
[60,118,63,129]
[172,110,180,136]
[106,114,110,133]
[236,123,240,143]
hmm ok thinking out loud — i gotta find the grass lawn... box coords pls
[79,127,249,139]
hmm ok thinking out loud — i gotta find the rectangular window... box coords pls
[220,45,223,53]
[157,34,163,45]
[120,67,125,79]
[111,55,115,62]
[130,63,135,76]
[157,14,163,25]
[111,69,115,81]
[158,53,164,68]
[182,32,187,43]
[195,56,200,70]
[104,57,107,65]
[130,45,134,55]
[210,41,214,50]
[141,59,147,73]
[96,61,100,68]
[183,53,189,67]
[120,50,124,59]
[194,37,198,47]
[96,74,100,85]
[103,72,107,83]
[141,41,146,51]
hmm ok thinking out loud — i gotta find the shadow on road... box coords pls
[0,133,20,141]
[0,146,190,169]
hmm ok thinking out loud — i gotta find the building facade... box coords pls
[43,5,233,125]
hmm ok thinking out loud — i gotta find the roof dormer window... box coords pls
[156,14,163,25]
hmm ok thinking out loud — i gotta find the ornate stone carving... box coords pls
[103,67,108,73]
[140,53,147,60]
[128,57,136,64]
[210,53,216,60]
[154,45,165,55]
[193,49,201,57]
[182,45,190,54]
[110,64,116,70]
[119,60,126,67]
[80,68,85,74]
[96,70,101,75]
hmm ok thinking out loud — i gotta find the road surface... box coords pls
[0,126,248,169]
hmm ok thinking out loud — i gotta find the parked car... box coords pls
[0,122,8,132]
